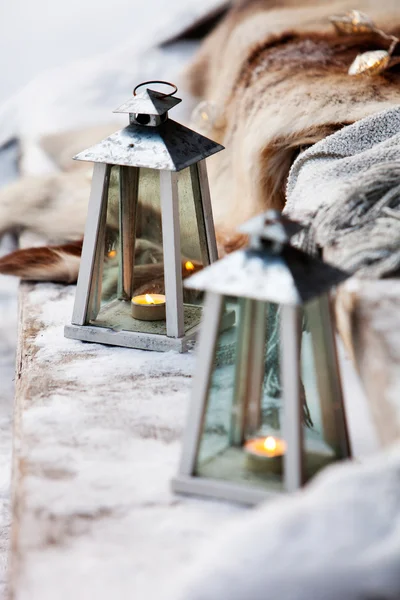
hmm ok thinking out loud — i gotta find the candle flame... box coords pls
[108,249,117,258]
[145,294,155,305]
[185,261,195,272]
[201,111,209,121]
[264,436,277,452]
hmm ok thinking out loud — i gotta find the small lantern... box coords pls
[172,211,352,505]
[64,81,223,352]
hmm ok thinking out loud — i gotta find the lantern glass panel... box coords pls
[84,165,207,337]
[177,166,206,305]
[302,296,349,465]
[195,297,285,492]
[134,166,163,293]
[84,164,120,320]
[196,297,240,466]
[194,295,348,492]
[88,165,166,334]
[101,165,120,303]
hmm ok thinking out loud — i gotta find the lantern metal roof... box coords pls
[185,212,350,305]
[74,85,224,171]
[113,88,182,116]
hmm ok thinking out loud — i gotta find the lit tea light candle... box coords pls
[244,436,286,475]
[131,293,166,321]
[185,261,195,272]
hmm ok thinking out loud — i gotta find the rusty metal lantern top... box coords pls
[73,81,224,171]
[185,210,349,305]
[113,82,182,117]
[238,209,304,243]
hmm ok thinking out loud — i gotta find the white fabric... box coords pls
[171,445,400,600]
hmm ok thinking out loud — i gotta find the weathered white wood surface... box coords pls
[10,279,382,599]
[10,282,244,600]
[336,279,400,449]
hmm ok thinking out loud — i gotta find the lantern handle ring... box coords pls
[133,80,178,97]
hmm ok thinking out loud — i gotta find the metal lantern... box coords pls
[172,211,352,505]
[64,81,223,352]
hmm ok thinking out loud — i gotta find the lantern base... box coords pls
[92,299,202,336]
[64,322,200,353]
[173,440,337,505]
[171,475,281,506]
[64,307,235,353]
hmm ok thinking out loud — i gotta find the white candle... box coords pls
[244,436,286,475]
[131,294,166,321]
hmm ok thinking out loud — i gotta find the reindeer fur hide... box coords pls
[1,0,400,283]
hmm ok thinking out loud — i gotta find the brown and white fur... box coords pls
[1,0,400,284]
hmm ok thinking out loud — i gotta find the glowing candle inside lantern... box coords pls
[244,436,286,475]
[185,261,195,272]
[131,293,166,321]
[144,294,160,305]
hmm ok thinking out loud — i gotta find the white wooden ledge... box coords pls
[10,282,244,600]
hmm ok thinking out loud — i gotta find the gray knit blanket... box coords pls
[285,106,400,278]
[267,108,400,412]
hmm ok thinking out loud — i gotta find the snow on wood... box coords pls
[11,282,243,600]
[11,276,383,599]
